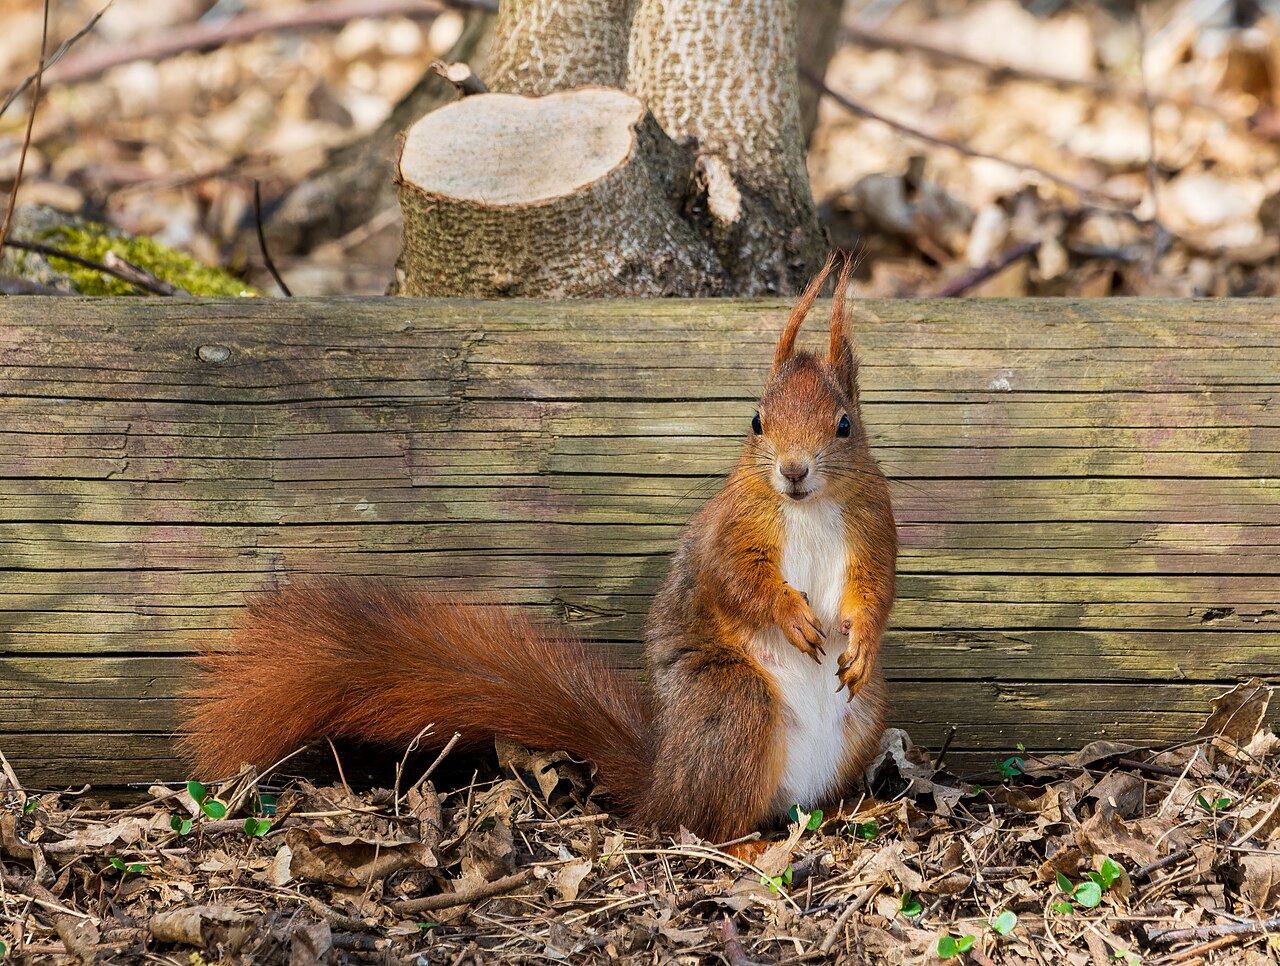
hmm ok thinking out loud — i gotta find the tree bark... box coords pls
[627,0,827,294]
[485,0,636,93]
[395,88,719,296]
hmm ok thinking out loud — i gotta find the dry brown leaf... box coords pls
[547,858,592,902]
[1242,852,1280,914]
[1197,678,1272,759]
[150,904,246,946]
[284,825,434,887]
[290,919,333,966]
[1085,771,1146,820]
[1076,810,1159,866]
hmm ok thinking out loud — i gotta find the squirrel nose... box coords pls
[780,461,810,484]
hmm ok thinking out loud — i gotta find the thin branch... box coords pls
[0,3,111,121]
[253,181,292,296]
[103,251,187,296]
[41,0,497,87]
[842,25,1231,119]
[934,240,1040,297]
[2,238,178,296]
[430,60,489,96]
[0,0,50,255]
[801,66,1136,212]
[391,869,534,915]
[1147,913,1280,945]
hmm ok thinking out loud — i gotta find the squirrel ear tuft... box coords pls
[828,251,859,396]
[773,253,839,371]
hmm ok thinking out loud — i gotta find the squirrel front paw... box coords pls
[835,618,872,698]
[779,588,825,663]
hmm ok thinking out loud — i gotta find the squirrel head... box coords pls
[744,253,874,504]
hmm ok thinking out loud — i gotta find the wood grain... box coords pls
[0,297,1276,788]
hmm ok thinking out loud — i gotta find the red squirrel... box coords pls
[183,255,897,841]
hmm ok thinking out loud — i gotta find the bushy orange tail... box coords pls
[181,581,656,814]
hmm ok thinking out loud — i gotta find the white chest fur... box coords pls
[752,498,869,810]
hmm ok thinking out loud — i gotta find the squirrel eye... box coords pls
[836,414,851,438]
[751,412,763,435]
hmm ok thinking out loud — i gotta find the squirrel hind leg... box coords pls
[640,656,785,842]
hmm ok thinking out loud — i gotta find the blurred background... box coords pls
[3,0,1280,296]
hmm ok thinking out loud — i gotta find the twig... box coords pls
[1132,848,1191,881]
[801,66,1135,211]
[934,240,1040,297]
[253,181,292,297]
[0,747,27,806]
[1,238,177,296]
[40,0,497,87]
[391,869,534,914]
[842,26,1230,118]
[430,60,489,97]
[1118,757,1185,779]
[393,724,435,817]
[1152,933,1247,965]
[1147,913,1280,945]
[0,0,50,256]
[415,732,462,788]
[102,251,187,296]
[0,3,110,120]
[326,737,352,797]
[933,725,957,769]
[820,882,881,954]
[716,915,750,966]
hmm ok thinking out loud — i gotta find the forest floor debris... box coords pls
[7,0,1280,295]
[1,680,1277,964]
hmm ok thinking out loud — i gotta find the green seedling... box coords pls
[169,814,194,836]
[1111,950,1142,964]
[898,891,923,918]
[761,866,793,892]
[849,819,879,840]
[1087,858,1123,891]
[108,857,148,876]
[187,780,228,820]
[244,817,271,838]
[21,799,38,815]
[1196,793,1231,812]
[1056,871,1102,909]
[788,805,823,831]
[996,756,1025,781]
[989,910,1018,935]
[937,934,976,959]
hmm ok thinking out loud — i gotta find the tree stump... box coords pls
[395,87,720,297]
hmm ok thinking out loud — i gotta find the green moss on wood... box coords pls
[35,223,258,297]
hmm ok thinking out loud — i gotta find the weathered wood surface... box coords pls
[0,297,1277,788]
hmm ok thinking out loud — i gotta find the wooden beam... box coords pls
[0,297,1276,788]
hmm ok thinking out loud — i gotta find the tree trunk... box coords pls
[485,0,636,93]
[396,0,828,297]
[628,0,826,293]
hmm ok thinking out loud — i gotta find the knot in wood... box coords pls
[197,344,232,364]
